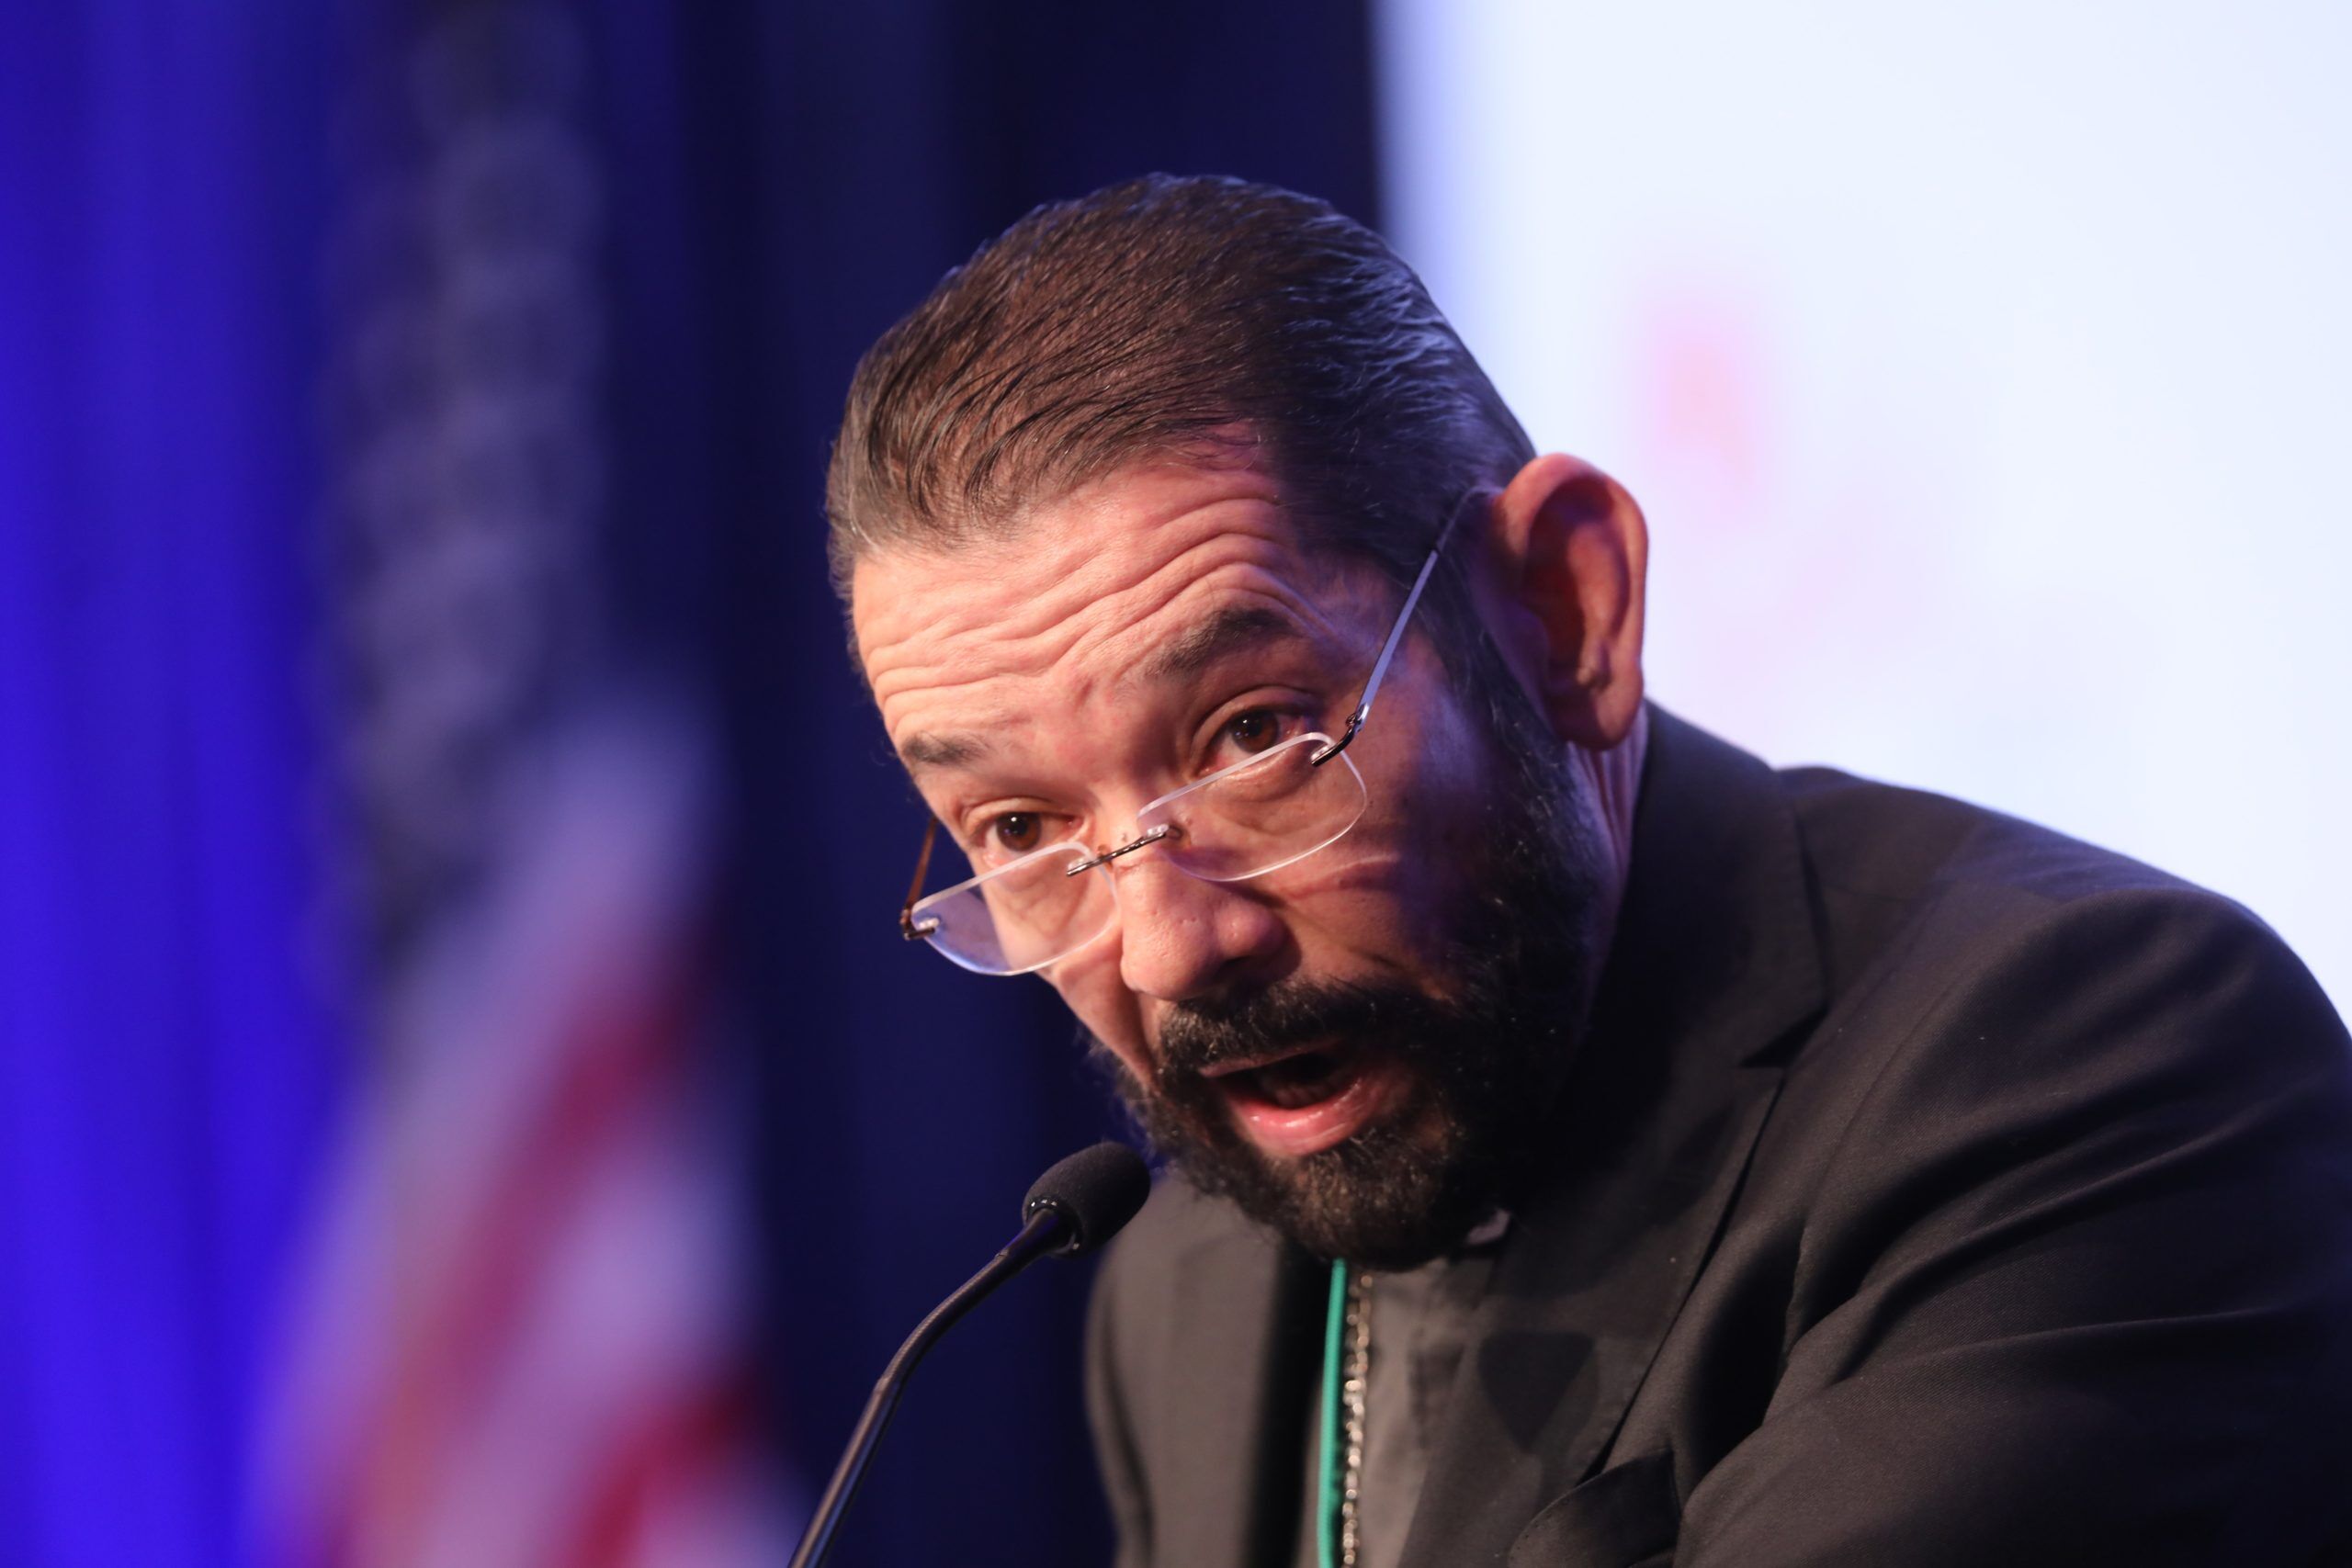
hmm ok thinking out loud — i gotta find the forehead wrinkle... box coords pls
[857,479,1299,686]
[876,530,1300,712]
[863,581,1091,715]
[869,588,1125,784]
[856,479,1372,774]
[1065,534,1358,689]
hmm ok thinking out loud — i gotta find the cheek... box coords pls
[1338,680,1500,946]
[1046,945,1149,1075]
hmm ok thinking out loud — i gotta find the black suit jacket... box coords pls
[1085,708,2352,1567]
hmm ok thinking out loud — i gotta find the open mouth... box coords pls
[1201,1042,1404,1158]
[1216,1046,1357,1109]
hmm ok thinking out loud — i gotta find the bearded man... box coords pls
[828,175,2352,1567]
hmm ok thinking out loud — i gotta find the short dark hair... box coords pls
[825,175,1533,610]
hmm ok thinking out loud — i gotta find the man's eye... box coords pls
[1219,709,1283,758]
[988,812,1046,855]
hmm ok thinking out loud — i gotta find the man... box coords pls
[828,175,2352,1566]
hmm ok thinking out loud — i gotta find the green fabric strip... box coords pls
[1318,1258,1348,1568]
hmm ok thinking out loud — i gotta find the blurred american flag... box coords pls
[261,701,789,1568]
[259,5,790,1561]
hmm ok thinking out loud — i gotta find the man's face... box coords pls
[854,461,1608,1266]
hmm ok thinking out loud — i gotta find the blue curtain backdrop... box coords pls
[0,3,1380,1565]
[0,6,343,1568]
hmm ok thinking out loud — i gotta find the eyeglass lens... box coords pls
[1136,732,1368,882]
[908,735,1368,976]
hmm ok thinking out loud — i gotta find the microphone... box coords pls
[1022,1139,1152,1256]
[785,1141,1150,1568]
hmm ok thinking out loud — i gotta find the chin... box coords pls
[1145,1065,1510,1269]
[1248,1115,1501,1269]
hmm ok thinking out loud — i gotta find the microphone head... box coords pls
[1023,1142,1150,1257]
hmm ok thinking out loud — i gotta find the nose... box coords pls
[1111,853,1287,1004]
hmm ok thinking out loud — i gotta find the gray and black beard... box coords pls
[1090,664,1613,1269]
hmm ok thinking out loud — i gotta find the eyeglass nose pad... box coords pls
[1070,821,1180,876]
[1122,822,1183,863]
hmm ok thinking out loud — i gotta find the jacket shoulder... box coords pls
[1770,765,2313,1007]
[1767,764,2348,1198]
[1781,764,2202,913]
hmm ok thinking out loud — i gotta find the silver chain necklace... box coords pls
[1337,1268,1374,1568]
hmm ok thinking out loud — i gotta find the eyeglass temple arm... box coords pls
[899,818,941,939]
[1310,497,1476,767]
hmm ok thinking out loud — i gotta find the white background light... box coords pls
[1378,0,2352,1004]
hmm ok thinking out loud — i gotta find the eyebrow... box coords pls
[898,729,991,773]
[1136,604,1311,684]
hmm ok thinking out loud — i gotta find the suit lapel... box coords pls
[1158,1219,1325,1568]
[1398,709,1826,1568]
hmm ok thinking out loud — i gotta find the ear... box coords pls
[1474,454,1649,750]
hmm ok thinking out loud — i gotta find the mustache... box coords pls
[1153,976,1454,1080]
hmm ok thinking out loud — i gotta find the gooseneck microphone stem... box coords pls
[783,1142,1149,1568]
[786,1207,1068,1568]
